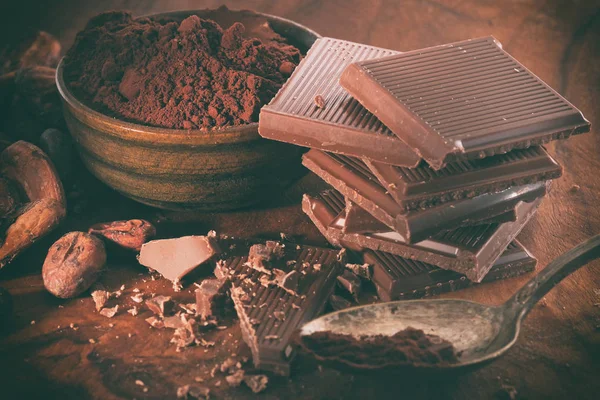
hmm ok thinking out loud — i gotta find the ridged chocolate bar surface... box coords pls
[259,37,420,167]
[368,241,536,301]
[364,146,561,207]
[340,36,590,170]
[222,244,343,376]
[302,189,541,281]
[303,149,547,243]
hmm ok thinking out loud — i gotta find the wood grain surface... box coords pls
[0,0,599,399]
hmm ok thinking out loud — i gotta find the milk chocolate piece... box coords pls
[303,150,547,243]
[340,36,590,170]
[259,37,420,167]
[363,146,561,209]
[369,241,536,301]
[195,278,228,320]
[302,189,541,282]
[138,235,221,282]
[224,245,343,375]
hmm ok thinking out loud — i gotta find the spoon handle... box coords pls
[505,234,600,320]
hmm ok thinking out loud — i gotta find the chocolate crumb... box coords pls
[314,95,326,109]
[146,295,173,317]
[226,370,245,387]
[243,374,268,393]
[127,306,139,316]
[99,305,119,318]
[130,293,144,303]
[569,184,581,193]
[220,357,237,373]
[91,288,110,311]
[273,311,285,321]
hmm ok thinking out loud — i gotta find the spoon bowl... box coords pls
[300,234,600,370]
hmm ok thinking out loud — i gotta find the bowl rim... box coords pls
[55,7,320,144]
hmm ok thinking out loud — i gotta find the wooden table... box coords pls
[1,0,599,398]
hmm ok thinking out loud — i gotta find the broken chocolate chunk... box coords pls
[336,270,362,300]
[195,278,228,320]
[138,235,221,283]
[227,245,343,376]
[99,305,118,318]
[246,240,286,273]
[145,295,173,317]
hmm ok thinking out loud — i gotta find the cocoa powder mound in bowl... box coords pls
[55,7,320,211]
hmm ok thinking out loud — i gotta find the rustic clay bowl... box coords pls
[56,8,320,211]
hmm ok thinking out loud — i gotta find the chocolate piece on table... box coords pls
[223,245,343,376]
[363,146,561,208]
[369,241,536,301]
[195,278,228,320]
[303,150,547,243]
[336,270,362,300]
[329,294,354,311]
[303,189,541,282]
[340,36,590,170]
[138,235,221,282]
[259,37,420,167]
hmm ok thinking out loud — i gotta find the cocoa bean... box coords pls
[88,219,156,251]
[42,232,106,299]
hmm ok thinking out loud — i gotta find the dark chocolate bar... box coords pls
[302,149,547,243]
[259,37,420,167]
[302,189,541,282]
[221,244,343,376]
[340,36,590,170]
[368,241,536,301]
[363,146,561,208]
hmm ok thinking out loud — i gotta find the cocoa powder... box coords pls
[63,11,301,130]
[298,327,459,369]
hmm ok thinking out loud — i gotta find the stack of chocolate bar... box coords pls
[258,37,590,300]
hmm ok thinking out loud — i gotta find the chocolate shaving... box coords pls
[146,295,172,317]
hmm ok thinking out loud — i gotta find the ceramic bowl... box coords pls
[56,8,320,211]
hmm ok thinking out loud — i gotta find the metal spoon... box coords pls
[300,234,600,370]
